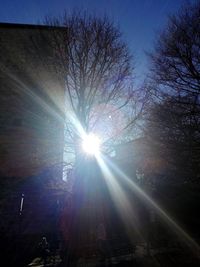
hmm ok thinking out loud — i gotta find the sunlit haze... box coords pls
[82,133,101,156]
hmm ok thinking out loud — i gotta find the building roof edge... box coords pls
[0,22,65,30]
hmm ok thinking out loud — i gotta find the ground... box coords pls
[27,243,200,267]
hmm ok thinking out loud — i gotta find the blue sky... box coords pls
[0,0,192,80]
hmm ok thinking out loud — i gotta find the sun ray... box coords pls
[101,155,200,256]
[96,154,143,242]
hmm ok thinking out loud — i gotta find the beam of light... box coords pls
[101,155,200,256]
[1,65,65,123]
[66,113,102,157]
[82,133,101,156]
[67,113,86,139]
[96,154,143,243]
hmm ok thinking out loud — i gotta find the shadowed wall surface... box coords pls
[0,23,65,178]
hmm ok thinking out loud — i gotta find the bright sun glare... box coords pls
[82,133,101,155]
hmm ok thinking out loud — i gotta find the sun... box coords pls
[82,133,101,155]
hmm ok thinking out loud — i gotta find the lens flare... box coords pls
[82,133,101,155]
[96,154,200,256]
[96,154,141,241]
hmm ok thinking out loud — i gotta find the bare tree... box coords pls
[145,97,200,182]
[44,12,147,167]
[41,13,150,262]
[150,1,200,100]
[147,1,200,182]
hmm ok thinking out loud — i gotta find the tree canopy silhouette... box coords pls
[44,12,147,164]
[148,1,200,182]
[150,1,200,100]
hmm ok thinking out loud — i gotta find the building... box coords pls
[0,23,65,178]
[0,24,69,265]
